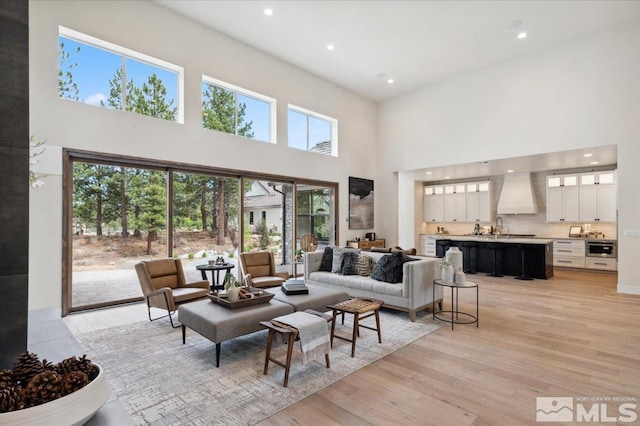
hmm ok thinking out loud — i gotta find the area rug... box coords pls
[76,308,440,425]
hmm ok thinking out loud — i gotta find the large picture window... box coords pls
[58,26,183,123]
[288,105,338,156]
[63,152,337,314]
[202,76,275,143]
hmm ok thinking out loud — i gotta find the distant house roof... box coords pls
[310,140,331,156]
[245,191,282,209]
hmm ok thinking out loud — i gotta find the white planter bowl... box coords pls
[0,364,111,426]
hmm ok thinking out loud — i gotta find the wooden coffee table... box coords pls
[327,298,383,357]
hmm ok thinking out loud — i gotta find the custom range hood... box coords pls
[497,172,537,214]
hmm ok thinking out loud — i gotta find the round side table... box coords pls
[433,279,478,330]
[196,264,235,291]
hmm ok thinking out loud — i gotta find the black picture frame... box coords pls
[348,177,374,230]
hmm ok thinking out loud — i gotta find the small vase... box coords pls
[227,286,240,302]
[455,267,466,284]
[442,265,454,284]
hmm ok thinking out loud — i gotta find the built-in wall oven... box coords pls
[586,240,616,258]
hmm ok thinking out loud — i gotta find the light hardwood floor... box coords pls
[258,270,640,425]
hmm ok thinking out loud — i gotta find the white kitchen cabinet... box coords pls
[425,181,491,223]
[579,171,617,222]
[546,175,579,222]
[443,184,466,222]
[465,182,492,223]
[423,186,444,222]
[585,257,617,271]
[553,239,586,268]
[420,234,437,257]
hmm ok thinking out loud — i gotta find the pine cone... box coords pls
[53,356,78,376]
[0,369,13,390]
[54,355,99,381]
[41,359,53,372]
[24,371,62,406]
[60,371,89,396]
[12,352,44,386]
[0,387,26,413]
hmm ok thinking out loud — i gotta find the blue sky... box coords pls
[59,37,178,109]
[60,36,331,148]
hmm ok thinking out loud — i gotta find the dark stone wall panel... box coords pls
[0,146,28,276]
[0,0,28,368]
[0,275,28,369]
[0,14,29,102]
[0,93,28,148]
[0,0,27,23]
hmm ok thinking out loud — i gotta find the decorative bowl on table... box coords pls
[208,287,274,308]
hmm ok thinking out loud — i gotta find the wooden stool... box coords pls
[260,309,331,387]
[327,298,383,358]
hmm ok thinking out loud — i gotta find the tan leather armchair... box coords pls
[135,259,209,327]
[239,251,289,288]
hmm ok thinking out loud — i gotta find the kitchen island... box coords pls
[427,235,554,279]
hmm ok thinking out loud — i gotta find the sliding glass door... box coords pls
[243,180,294,276]
[71,162,168,308]
[64,152,338,314]
[296,184,335,250]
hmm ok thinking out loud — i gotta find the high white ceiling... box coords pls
[155,0,640,102]
[154,0,628,177]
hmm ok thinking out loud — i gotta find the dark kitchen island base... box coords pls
[438,238,554,279]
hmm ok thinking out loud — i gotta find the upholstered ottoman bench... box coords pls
[178,299,294,367]
[265,285,349,314]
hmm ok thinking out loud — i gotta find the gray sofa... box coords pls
[304,250,443,322]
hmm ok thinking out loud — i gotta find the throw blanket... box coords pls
[272,312,330,364]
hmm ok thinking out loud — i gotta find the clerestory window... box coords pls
[287,105,338,156]
[202,76,276,143]
[58,26,184,123]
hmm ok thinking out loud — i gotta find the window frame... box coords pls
[202,75,277,143]
[58,26,185,123]
[287,104,338,156]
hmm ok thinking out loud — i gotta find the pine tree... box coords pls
[137,171,167,254]
[129,74,177,120]
[58,41,80,100]
[202,85,254,138]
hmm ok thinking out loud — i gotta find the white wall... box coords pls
[377,22,640,294]
[28,0,377,310]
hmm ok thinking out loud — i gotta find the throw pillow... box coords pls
[331,247,345,273]
[319,247,333,272]
[355,254,376,276]
[341,251,361,275]
[331,247,359,273]
[371,252,404,283]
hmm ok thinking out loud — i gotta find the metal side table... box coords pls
[433,279,478,330]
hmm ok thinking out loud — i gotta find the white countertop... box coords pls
[421,234,554,244]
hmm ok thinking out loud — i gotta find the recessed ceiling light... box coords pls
[425,171,432,175]
[444,176,450,179]
[590,161,599,165]
[263,8,273,16]
[517,32,527,39]
[584,153,593,157]
[507,169,514,173]
[326,44,335,51]
[387,78,394,84]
